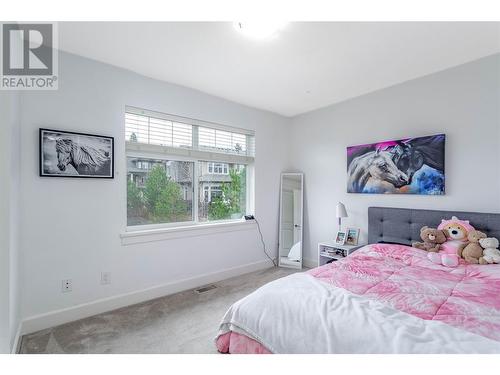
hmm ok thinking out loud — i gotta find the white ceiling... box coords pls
[58,22,500,117]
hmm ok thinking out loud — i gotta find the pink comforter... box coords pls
[216,244,500,353]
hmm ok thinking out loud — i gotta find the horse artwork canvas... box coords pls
[347,134,445,194]
[40,129,114,178]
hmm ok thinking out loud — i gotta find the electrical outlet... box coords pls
[61,279,72,293]
[101,272,111,285]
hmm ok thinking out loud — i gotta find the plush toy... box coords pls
[479,237,500,264]
[412,226,447,252]
[428,216,475,267]
[459,230,487,264]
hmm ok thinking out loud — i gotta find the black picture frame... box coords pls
[39,128,114,179]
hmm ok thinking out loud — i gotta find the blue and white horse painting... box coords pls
[347,134,445,195]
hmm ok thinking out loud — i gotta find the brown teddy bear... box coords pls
[412,226,447,252]
[459,230,487,264]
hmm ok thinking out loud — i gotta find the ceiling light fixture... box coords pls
[233,21,287,39]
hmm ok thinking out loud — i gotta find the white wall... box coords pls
[0,91,21,353]
[0,92,12,353]
[290,54,500,265]
[9,93,21,351]
[19,52,289,327]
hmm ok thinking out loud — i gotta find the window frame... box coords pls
[126,155,253,232]
[125,107,255,232]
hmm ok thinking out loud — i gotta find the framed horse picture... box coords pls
[39,128,114,178]
[346,134,445,195]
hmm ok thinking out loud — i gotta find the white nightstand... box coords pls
[318,242,365,266]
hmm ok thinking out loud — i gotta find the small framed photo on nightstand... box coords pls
[345,228,360,246]
[334,231,346,245]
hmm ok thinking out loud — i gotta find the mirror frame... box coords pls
[278,172,304,269]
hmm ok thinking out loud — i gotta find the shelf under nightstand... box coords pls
[318,242,365,266]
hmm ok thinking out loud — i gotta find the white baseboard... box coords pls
[11,322,22,354]
[21,259,273,335]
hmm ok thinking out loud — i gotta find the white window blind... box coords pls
[125,107,255,163]
[125,113,193,149]
[198,127,248,155]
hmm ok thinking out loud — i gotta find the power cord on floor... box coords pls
[253,218,278,267]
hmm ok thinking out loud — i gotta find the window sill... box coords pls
[120,219,256,245]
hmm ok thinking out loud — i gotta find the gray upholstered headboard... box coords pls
[368,207,500,245]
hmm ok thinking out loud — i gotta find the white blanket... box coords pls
[217,273,500,353]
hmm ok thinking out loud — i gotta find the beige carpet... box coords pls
[21,266,300,354]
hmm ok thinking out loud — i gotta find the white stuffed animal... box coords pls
[479,237,500,264]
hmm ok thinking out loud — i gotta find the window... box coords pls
[126,113,192,148]
[207,162,228,174]
[125,107,254,229]
[127,158,193,226]
[199,127,248,155]
[136,160,151,170]
[198,163,247,222]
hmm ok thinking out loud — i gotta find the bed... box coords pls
[215,207,500,354]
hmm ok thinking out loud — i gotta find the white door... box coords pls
[293,189,302,244]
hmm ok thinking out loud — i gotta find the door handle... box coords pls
[294,224,301,228]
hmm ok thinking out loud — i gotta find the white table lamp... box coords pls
[336,202,348,229]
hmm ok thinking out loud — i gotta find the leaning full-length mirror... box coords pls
[278,173,304,269]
